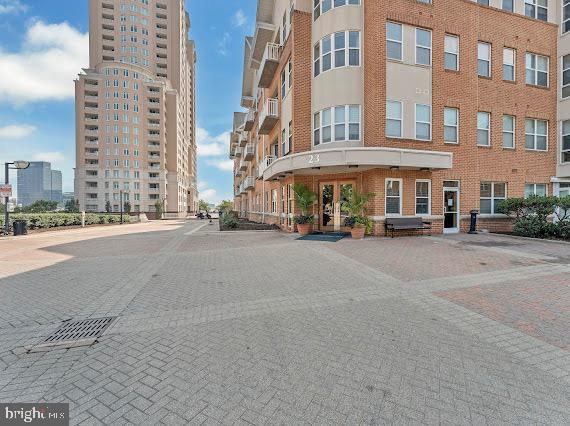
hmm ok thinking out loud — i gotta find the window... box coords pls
[503,115,515,148]
[314,105,360,145]
[386,101,402,138]
[503,48,515,81]
[525,183,547,197]
[315,31,360,75]
[415,28,431,66]
[562,55,570,98]
[564,0,570,33]
[444,34,459,71]
[288,61,293,88]
[477,112,490,146]
[478,42,491,77]
[415,104,431,140]
[313,0,360,21]
[271,189,277,213]
[386,179,402,215]
[525,0,548,21]
[281,128,286,156]
[480,182,506,214]
[288,121,293,153]
[281,69,286,98]
[502,0,514,12]
[562,120,570,163]
[415,180,431,215]
[525,118,548,151]
[477,0,490,5]
[386,22,402,61]
[525,53,549,87]
[444,107,458,143]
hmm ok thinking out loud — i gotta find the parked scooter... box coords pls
[196,212,212,220]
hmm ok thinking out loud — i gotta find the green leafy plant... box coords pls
[154,200,164,219]
[217,200,233,214]
[65,199,80,213]
[198,199,210,213]
[15,200,58,213]
[292,183,317,225]
[105,201,112,213]
[0,213,130,230]
[341,190,375,233]
[219,212,238,229]
[124,201,131,214]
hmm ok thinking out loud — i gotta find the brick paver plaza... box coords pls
[0,221,569,425]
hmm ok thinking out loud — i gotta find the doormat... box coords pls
[297,232,348,242]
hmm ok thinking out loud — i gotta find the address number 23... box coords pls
[308,154,320,164]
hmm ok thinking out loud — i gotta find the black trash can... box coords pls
[13,220,28,236]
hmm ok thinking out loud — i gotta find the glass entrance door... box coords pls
[320,180,355,232]
[443,189,459,233]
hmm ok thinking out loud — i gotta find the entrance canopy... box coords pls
[263,147,453,181]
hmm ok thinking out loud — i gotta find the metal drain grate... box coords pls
[29,317,116,352]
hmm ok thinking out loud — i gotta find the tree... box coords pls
[154,199,164,219]
[198,199,210,213]
[65,199,80,213]
[105,201,112,213]
[18,200,58,213]
[217,200,233,214]
[124,201,131,214]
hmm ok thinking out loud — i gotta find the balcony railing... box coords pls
[258,98,279,135]
[239,159,248,171]
[238,133,248,147]
[243,176,255,191]
[235,169,243,178]
[244,109,255,131]
[243,143,255,160]
[258,43,281,89]
[234,146,243,158]
[258,155,276,178]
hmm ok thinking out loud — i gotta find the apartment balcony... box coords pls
[243,143,255,160]
[84,106,99,113]
[244,110,255,132]
[238,133,248,147]
[258,43,281,88]
[148,122,161,129]
[84,81,98,89]
[148,154,161,160]
[258,98,279,135]
[239,159,248,172]
[85,139,99,145]
[243,176,255,191]
[149,163,161,169]
[258,155,276,178]
[85,150,99,157]
[85,94,98,101]
[234,146,243,158]
[85,129,99,137]
[85,117,99,123]
[235,169,243,178]
[229,142,237,159]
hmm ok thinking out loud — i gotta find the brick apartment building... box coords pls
[74,0,198,216]
[231,0,570,235]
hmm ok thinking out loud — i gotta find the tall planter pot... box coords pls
[350,225,365,240]
[297,223,313,236]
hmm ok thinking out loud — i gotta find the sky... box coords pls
[0,0,256,205]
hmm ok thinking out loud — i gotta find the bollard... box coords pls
[468,210,478,234]
[81,211,86,228]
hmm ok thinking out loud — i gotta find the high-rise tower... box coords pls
[75,0,197,216]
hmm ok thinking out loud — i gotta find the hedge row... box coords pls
[0,213,131,230]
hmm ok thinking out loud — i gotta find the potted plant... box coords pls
[292,183,317,236]
[342,190,375,239]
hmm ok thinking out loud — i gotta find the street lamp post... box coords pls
[120,190,123,224]
[3,161,30,235]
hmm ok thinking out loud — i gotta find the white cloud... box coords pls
[0,124,36,140]
[0,20,88,105]
[232,9,247,27]
[32,151,65,164]
[218,32,230,56]
[197,185,232,206]
[206,159,234,172]
[0,0,27,14]
[196,127,230,157]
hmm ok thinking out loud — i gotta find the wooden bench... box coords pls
[385,217,432,238]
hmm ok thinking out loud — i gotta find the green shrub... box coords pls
[220,212,238,229]
[0,213,131,230]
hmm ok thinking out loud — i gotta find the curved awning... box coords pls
[263,147,453,181]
